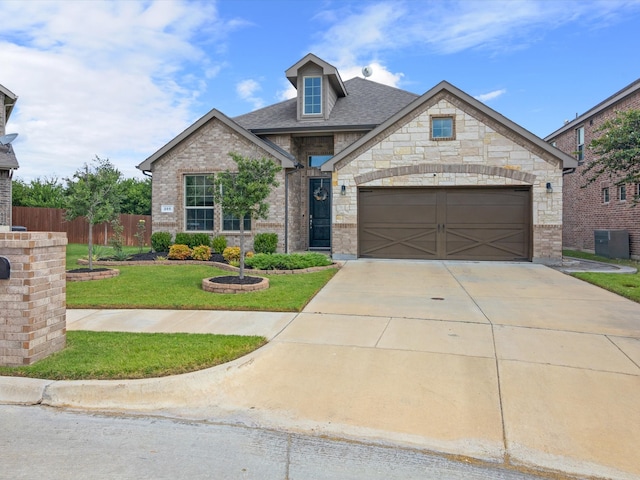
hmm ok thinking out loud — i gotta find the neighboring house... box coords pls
[545,79,640,259]
[0,83,19,231]
[138,53,577,264]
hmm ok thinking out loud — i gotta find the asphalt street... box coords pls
[0,405,552,480]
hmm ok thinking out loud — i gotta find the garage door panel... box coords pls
[359,187,531,261]
[360,226,437,259]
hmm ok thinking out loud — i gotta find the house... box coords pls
[138,53,577,264]
[545,79,640,259]
[0,83,19,231]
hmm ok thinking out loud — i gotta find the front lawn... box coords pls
[564,249,640,303]
[66,244,338,311]
[0,331,266,380]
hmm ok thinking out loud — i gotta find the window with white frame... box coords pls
[576,126,585,163]
[185,175,214,231]
[308,155,332,168]
[431,116,455,140]
[602,187,610,204]
[619,184,627,201]
[303,76,322,115]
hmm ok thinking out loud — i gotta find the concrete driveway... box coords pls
[10,260,640,479]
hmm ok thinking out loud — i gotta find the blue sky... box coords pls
[1,0,639,181]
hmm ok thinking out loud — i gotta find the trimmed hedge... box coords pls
[151,232,172,253]
[174,232,211,248]
[245,252,332,270]
[254,233,278,254]
[212,235,227,254]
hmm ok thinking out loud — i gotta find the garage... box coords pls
[358,187,531,261]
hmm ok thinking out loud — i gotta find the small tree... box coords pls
[583,109,640,189]
[212,153,281,279]
[65,156,123,270]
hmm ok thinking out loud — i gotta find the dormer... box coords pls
[285,53,347,121]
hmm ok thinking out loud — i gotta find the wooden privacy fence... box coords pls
[12,207,152,247]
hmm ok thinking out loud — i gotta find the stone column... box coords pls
[0,232,67,366]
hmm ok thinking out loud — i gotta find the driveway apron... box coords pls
[42,260,640,479]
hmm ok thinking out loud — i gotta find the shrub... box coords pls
[253,233,278,254]
[168,244,192,260]
[245,252,332,270]
[211,235,227,254]
[191,245,212,261]
[174,232,211,248]
[151,232,172,252]
[191,233,211,248]
[223,246,254,263]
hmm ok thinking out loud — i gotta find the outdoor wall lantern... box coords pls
[546,182,553,193]
[341,185,346,195]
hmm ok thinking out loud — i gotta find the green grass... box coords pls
[66,243,338,311]
[564,249,640,303]
[0,331,266,380]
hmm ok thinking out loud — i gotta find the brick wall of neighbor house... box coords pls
[333,95,564,263]
[550,91,640,258]
[150,118,287,251]
[0,232,67,366]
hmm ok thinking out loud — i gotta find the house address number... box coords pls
[161,205,174,213]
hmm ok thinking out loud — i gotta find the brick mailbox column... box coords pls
[0,232,67,366]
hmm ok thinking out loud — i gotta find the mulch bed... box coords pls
[208,275,263,285]
[67,267,112,274]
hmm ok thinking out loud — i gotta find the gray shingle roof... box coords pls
[233,77,419,132]
[0,144,19,170]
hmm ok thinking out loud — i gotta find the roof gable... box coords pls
[234,77,419,133]
[136,108,296,172]
[322,81,578,172]
[285,53,347,97]
[0,83,18,123]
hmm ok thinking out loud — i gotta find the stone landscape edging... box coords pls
[77,258,340,275]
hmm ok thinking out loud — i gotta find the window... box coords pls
[303,76,322,115]
[308,155,332,167]
[185,175,214,231]
[619,184,627,202]
[602,187,610,204]
[431,116,454,140]
[576,126,585,163]
[223,213,251,232]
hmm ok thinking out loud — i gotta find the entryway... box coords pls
[309,178,331,249]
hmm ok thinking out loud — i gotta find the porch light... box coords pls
[546,182,553,193]
[341,185,346,195]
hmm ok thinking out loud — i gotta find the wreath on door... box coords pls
[313,179,328,201]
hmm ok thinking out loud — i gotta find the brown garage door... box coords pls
[358,187,531,261]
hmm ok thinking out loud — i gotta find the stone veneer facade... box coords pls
[0,232,67,366]
[332,93,564,264]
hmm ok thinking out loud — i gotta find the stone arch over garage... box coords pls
[354,163,536,186]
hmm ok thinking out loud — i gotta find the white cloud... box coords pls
[277,80,297,102]
[474,89,507,102]
[236,79,264,110]
[0,0,242,181]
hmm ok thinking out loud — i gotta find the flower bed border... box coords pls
[78,258,340,275]
[202,276,269,294]
[67,268,120,282]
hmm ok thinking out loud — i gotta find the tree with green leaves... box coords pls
[12,176,67,208]
[65,156,123,270]
[118,177,151,215]
[212,153,281,279]
[583,109,640,188]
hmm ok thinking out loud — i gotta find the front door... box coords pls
[309,178,331,249]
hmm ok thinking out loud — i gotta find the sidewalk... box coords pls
[2,260,640,479]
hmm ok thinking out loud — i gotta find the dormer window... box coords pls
[303,76,322,115]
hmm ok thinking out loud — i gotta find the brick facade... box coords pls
[0,232,67,366]
[546,81,640,259]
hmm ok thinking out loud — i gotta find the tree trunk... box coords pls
[88,217,93,271]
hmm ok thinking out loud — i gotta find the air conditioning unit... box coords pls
[594,230,629,259]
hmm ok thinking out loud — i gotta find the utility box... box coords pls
[594,230,630,259]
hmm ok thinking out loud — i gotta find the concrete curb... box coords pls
[0,376,54,404]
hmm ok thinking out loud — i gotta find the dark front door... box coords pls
[309,178,331,249]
